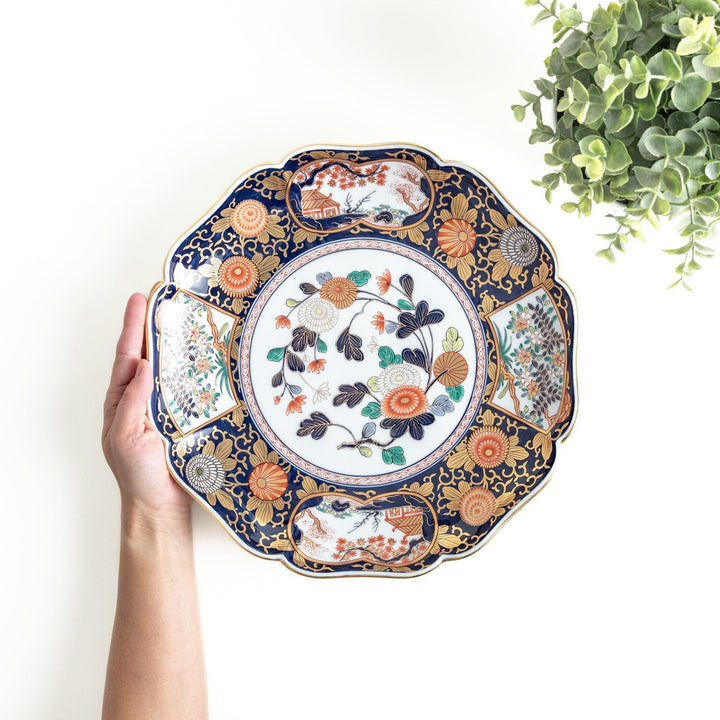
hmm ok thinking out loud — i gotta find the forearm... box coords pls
[102,506,208,720]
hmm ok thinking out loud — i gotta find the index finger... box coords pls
[103,293,149,425]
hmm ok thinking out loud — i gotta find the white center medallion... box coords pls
[239,239,485,485]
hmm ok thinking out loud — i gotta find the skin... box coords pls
[101,293,208,720]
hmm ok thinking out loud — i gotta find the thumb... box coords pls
[114,358,154,436]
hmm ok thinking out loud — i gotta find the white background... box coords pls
[2,1,718,718]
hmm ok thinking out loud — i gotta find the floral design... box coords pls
[159,294,235,432]
[246,440,289,525]
[467,427,509,468]
[447,411,529,472]
[248,462,288,501]
[435,193,478,281]
[458,487,497,526]
[261,262,472,467]
[198,251,280,306]
[499,225,539,266]
[319,276,358,309]
[186,454,225,493]
[371,311,385,333]
[381,385,429,418]
[437,218,476,257]
[230,199,268,237]
[377,363,421,394]
[149,145,577,578]
[491,290,566,431]
[432,351,468,387]
[184,438,237,510]
[290,160,432,232]
[292,494,433,566]
[297,297,339,332]
[218,256,260,297]
[488,211,540,281]
[376,269,391,294]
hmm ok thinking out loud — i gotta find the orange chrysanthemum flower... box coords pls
[437,218,476,258]
[218,256,260,297]
[432,351,469,387]
[248,462,288,501]
[381,385,428,419]
[320,276,358,309]
[376,269,391,295]
[307,359,326,374]
[230,199,268,237]
[371,311,385,333]
[286,394,306,415]
[458,487,496,526]
[467,427,509,468]
[275,315,291,329]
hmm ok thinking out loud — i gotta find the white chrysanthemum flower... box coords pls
[185,454,225,493]
[499,226,539,266]
[297,297,339,333]
[377,363,421,395]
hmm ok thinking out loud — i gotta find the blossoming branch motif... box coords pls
[290,159,432,232]
[261,267,471,465]
[159,294,234,432]
[292,494,433,566]
[491,291,566,431]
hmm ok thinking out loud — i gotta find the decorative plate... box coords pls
[147,144,577,577]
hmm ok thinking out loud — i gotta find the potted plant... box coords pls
[514,0,720,287]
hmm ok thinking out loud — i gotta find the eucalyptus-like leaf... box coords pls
[672,73,713,112]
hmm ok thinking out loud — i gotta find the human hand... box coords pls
[102,293,191,528]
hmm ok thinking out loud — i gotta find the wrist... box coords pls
[121,499,193,542]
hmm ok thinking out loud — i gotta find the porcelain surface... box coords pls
[147,144,577,577]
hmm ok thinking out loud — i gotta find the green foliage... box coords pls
[516,0,720,287]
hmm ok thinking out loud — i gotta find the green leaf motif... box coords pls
[285,298,299,308]
[397,299,414,311]
[316,338,327,353]
[381,446,406,466]
[378,345,402,368]
[446,385,464,402]
[672,73,712,112]
[442,327,464,352]
[347,270,371,287]
[361,402,381,419]
[681,0,719,14]
[367,375,380,392]
[267,347,285,362]
[358,446,373,458]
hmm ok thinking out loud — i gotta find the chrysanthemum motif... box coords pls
[432,351,468,387]
[230,199,268,237]
[458,487,496,526]
[320,276,358,309]
[437,218,476,258]
[381,385,429,419]
[377,363,421,395]
[467,427,509,468]
[297,297,339,333]
[248,462,288,501]
[499,225,539,266]
[218,256,260,297]
[185,454,225,493]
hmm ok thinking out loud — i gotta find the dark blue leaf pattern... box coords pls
[401,347,427,370]
[399,273,414,298]
[380,412,435,439]
[337,328,364,361]
[297,412,331,439]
